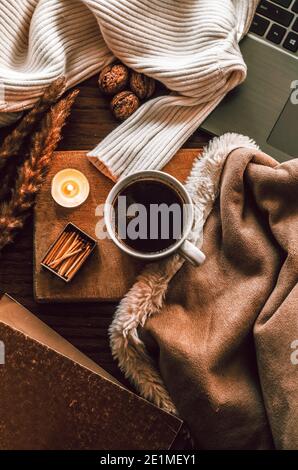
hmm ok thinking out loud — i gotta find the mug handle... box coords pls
[178,240,206,266]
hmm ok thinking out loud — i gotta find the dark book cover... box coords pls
[0,294,183,450]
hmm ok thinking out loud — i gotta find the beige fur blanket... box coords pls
[110,135,298,449]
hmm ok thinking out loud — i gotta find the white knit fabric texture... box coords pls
[0,0,258,178]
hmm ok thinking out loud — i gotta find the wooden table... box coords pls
[0,75,211,386]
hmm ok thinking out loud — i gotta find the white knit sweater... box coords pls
[0,0,258,179]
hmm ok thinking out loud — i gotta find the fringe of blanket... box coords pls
[109,132,259,415]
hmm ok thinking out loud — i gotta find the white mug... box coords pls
[104,171,205,266]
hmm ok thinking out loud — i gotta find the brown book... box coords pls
[0,294,183,450]
[34,150,199,302]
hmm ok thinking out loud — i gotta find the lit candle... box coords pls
[51,169,90,208]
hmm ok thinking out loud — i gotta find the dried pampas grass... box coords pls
[0,77,66,167]
[0,82,79,251]
[0,77,67,201]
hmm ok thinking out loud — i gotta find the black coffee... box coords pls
[114,179,184,254]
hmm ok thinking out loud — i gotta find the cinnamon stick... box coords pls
[58,253,80,277]
[66,245,92,279]
[49,248,83,269]
[44,232,69,264]
[53,232,77,262]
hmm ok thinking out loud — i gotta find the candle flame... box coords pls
[62,180,79,198]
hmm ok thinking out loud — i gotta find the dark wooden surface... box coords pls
[0,75,211,386]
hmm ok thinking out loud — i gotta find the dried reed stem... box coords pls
[0,88,79,251]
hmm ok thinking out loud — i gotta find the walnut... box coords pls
[130,71,156,99]
[111,91,140,121]
[98,63,129,95]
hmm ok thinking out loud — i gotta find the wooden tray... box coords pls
[34,149,200,303]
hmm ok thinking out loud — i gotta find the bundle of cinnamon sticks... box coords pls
[42,224,95,282]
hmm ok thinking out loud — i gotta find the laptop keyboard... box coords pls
[250,0,298,54]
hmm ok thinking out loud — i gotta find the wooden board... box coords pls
[34,149,200,303]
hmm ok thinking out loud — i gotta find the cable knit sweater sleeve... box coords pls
[87,0,258,180]
[0,1,258,179]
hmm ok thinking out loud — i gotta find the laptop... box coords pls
[202,0,298,162]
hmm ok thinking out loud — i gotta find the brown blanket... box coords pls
[110,140,298,449]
